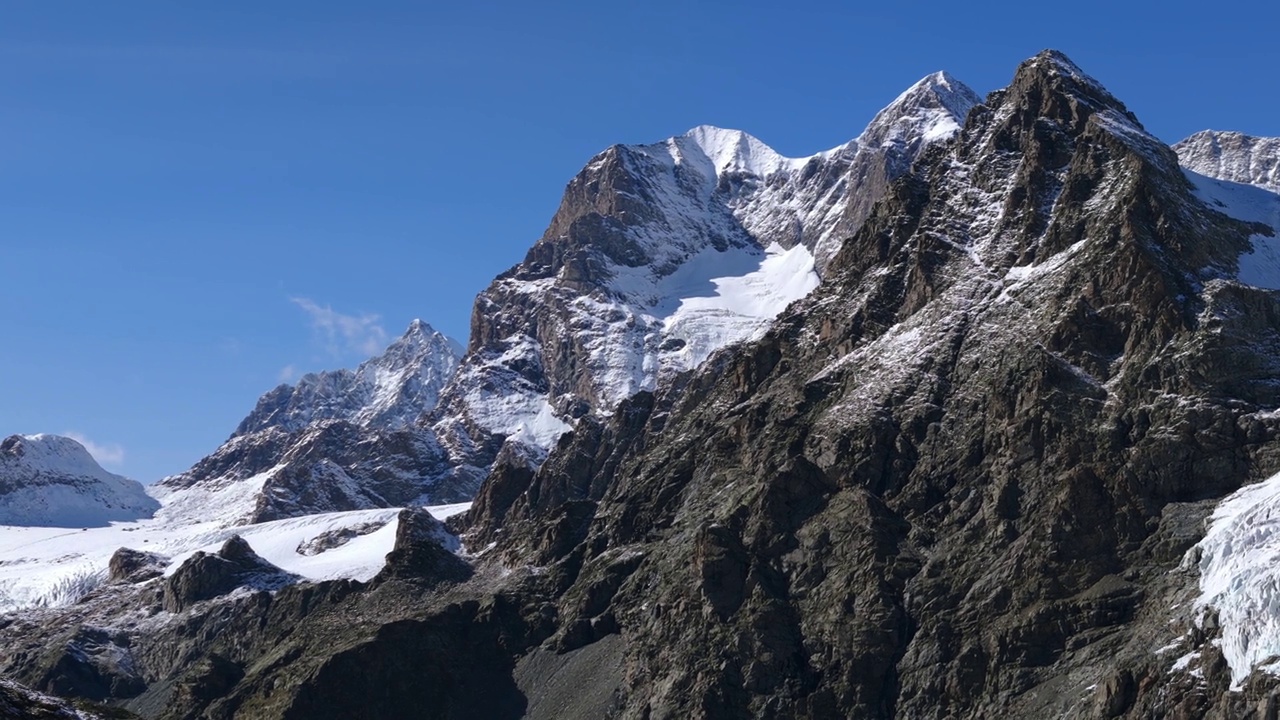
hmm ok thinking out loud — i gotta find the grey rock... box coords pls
[162,536,297,612]
[107,548,165,584]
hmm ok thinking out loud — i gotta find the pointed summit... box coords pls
[388,319,465,360]
[857,70,981,152]
[404,318,434,336]
[999,49,1144,138]
[227,319,462,438]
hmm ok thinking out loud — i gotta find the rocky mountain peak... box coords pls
[232,320,461,438]
[995,49,1143,138]
[858,70,982,152]
[457,50,1280,718]
[154,319,464,525]
[432,71,985,489]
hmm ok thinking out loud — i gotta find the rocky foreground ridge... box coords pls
[4,50,1280,719]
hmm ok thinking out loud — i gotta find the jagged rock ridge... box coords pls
[152,321,465,525]
[1176,130,1280,193]
[233,319,462,437]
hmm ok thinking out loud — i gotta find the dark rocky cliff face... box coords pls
[460,49,1280,718]
[6,50,1280,719]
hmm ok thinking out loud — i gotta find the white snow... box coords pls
[682,125,814,177]
[148,463,281,528]
[869,71,975,147]
[0,435,159,528]
[1184,169,1280,289]
[662,242,819,370]
[1194,469,1280,687]
[0,501,471,612]
[505,400,573,450]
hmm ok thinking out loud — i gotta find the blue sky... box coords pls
[3,0,1278,483]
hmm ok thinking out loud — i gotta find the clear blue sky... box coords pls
[3,0,1278,483]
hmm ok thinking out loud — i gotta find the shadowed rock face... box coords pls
[375,507,471,584]
[163,536,298,612]
[6,51,1280,720]
[455,50,1280,718]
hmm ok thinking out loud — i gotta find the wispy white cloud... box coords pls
[278,364,298,383]
[291,297,388,358]
[63,432,125,468]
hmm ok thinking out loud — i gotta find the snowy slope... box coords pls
[1184,170,1280,288]
[0,435,159,528]
[0,502,471,612]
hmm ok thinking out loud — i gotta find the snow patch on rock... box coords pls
[1194,469,1280,688]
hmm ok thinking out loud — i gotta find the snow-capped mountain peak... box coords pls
[678,125,810,178]
[0,434,159,527]
[3,434,107,478]
[151,319,465,526]
[233,319,462,437]
[430,71,981,479]
[1176,130,1280,194]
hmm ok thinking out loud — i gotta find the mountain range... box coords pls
[2,50,1280,718]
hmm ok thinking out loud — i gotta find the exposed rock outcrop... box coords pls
[376,508,470,584]
[163,536,297,612]
[107,549,166,585]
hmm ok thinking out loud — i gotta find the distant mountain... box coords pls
[152,321,464,525]
[0,434,158,527]
[1175,130,1280,193]
[233,319,462,437]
